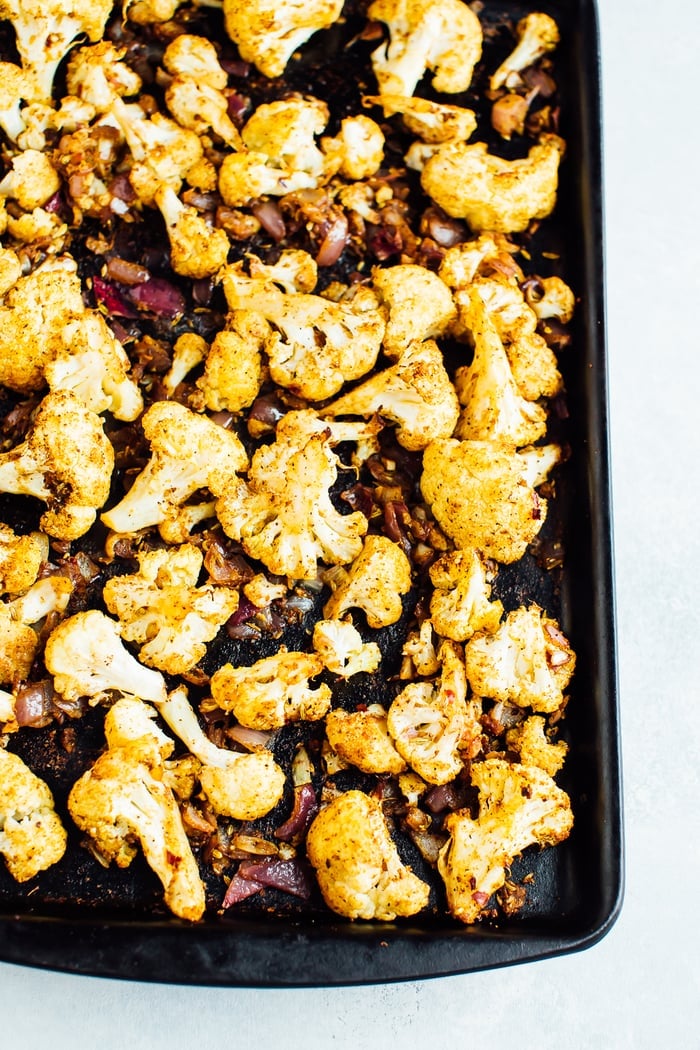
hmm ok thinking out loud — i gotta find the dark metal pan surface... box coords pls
[0,0,622,984]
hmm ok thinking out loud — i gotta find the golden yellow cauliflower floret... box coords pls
[506,715,568,776]
[325,706,406,775]
[429,549,503,642]
[438,757,573,924]
[0,524,48,596]
[210,651,332,730]
[223,0,344,79]
[102,543,239,675]
[322,534,412,628]
[306,789,430,920]
[0,747,67,882]
[420,135,565,233]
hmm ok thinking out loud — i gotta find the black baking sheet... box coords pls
[0,0,623,984]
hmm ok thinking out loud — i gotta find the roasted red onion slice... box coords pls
[127,277,186,319]
[274,783,318,843]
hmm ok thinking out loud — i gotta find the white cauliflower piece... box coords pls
[306,789,430,920]
[452,290,548,447]
[65,41,143,113]
[0,60,35,143]
[220,263,386,401]
[0,576,73,685]
[44,609,168,706]
[108,96,203,205]
[0,257,85,394]
[163,34,243,150]
[102,544,239,676]
[421,135,565,234]
[218,97,329,206]
[68,698,205,921]
[322,534,412,628]
[523,274,575,324]
[421,438,561,564]
[312,618,382,677]
[321,114,385,180]
[506,715,568,776]
[465,604,575,713]
[387,640,476,784]
[368,0,482,97]
[158,687,285,821]
[0,0,113,102]
[401,617,439,677]
[0,244,22,296]
[101,400,248,536]
[0,747,67,882]
[429,549,503,643]
[438,233,524,291]
[459,275,562,401]
[325,705,405,775]
[490,12,560,93]
[195,310,268,413]
[0,147,60,211]
[366,93,477,145]
[210,651,332,730]
[323,338,459,451]
[438,757,573,923]
[222,0,344,79]
[216,431,368,580]
[0,390,114,541]
[154,183,230,279]
[247,249,318,294]
[45,310,144,422]
[371,263,456,359]
[162,332,208,397]
[0,524,48,596]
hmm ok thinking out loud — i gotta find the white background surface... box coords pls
[3,1,699,1046]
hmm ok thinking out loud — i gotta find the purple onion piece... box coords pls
[127,277,186,319]
[221,873,265,908]
[92,275,139,318]
[14,681,55,728]
[274,783,318,842]
[252,200,286,241]
[237,857,313,900]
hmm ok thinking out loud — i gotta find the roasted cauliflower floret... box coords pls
[0,259,85,393]
[366,93,477,146]
[438,757,573,923]
[109,96,203,205]
[195,310,268,413]
[322,534,412,628]
[0,524,48,596]
[68,698,205,921]
[0,0,113,102]
[220,264,386,401]
[490,12,560,93]
[429,549,503,642]
[216,432,368,580]
[102,544,239,676]
[452,290,547,447]
[421,135,565,233]
[325,705,405,775]
[0,390,114,541]
[321,114,385,181]
[371,263,456,359]
[368,0,482,97]
[44,609,168,705]
[387,640,476,784]
[0,60,35,143]
[0,747,67,882]
[154,183,230,279]
[0,148,60,211]
[0,576,73,685]
[421,438,561,563]
[218,97,329,206]
[162,34,243,151]
[101,400,248,536]
[438,233,523,291]
[161,332,208,397]
[306,789,430,920]
[65,41,142,113]
[210,650,331,731]
[465,604,575,713]
[159,687,285,820]
[45,310,144,422]
[324,338,459,451]
[523,274,575,324]
[312,618,382,677]
[458,275,562,401]
[222,0,344,79]
[506,715,568,776]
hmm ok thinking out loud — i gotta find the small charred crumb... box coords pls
[497,878,529,917]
